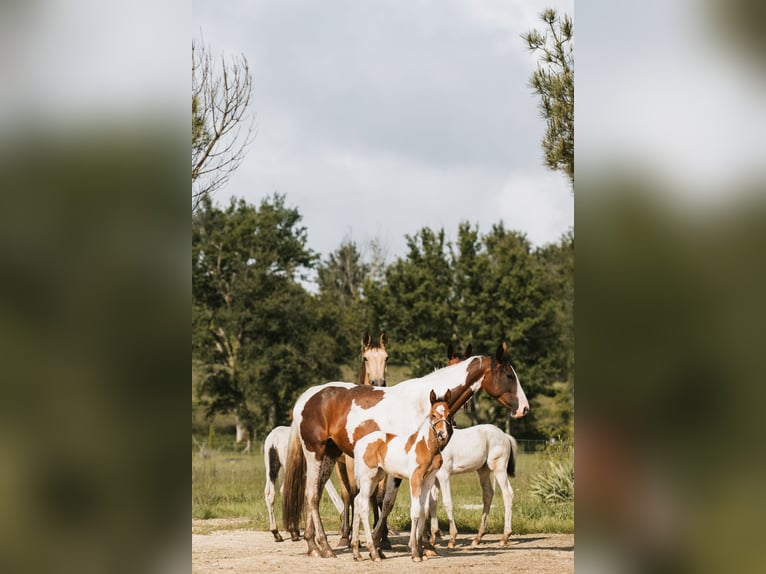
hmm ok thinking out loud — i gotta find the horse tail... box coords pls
[506,434,518,478]
[282,420,306,533]
[267,445,280,484]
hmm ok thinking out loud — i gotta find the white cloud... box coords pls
[497,171,573,246]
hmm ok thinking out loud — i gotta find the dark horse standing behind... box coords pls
[282,342,529,558]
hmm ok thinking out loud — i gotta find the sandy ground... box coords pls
[192,519,574,573]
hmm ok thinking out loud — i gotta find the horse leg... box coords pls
[420,477,439,558]
[472,464,494,546]
[335,457,353,547]
[495,469,515,546]
[351,490,364,561]
[409,479,424,562]
[428,482,440,546]
[374,476,391,549]
[439,474,458,548]
[304,454,338,558]
[357,477,384,562]
[372,475,400,546]
[265,474,283,542]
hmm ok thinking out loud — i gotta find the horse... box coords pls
[334,332,390,548]
[263,426,345,542]
[427,424,518,547]
[352,389,453,562]
[282,341,529,558]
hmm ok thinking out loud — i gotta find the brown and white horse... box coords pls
[352,390,453,562]
[282,341,529,558]
[334,332,389,547]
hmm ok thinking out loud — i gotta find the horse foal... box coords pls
[352,390,453,562]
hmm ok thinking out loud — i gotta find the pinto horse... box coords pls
[352,390,453,562]
[282,341,529,558]
[263,426,345,542]
[428,424,518,547]
[334,332,389,547]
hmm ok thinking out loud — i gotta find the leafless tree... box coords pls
[192,36,256,211]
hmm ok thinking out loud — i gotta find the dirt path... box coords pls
[192,520,574,573]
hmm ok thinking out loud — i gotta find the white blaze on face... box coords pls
[511,364,530,418]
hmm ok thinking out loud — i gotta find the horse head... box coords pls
[428,389,453,446]
[360,331,388,387]
[473,342,529,419]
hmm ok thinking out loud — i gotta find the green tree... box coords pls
[316,240,371,353]
[192,194,341,438]
[524,9,574,186]
[366,228,454,376]
[532,230,574,439]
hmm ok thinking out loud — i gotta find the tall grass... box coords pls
[192,438,574,535]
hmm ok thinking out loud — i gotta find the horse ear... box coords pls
[444,389,452,404]
[495,343,505,363]
[362,332,371,349]
[429,389,437,404]
[447,343,455,360]
[464,343,472,358]
[380,331,388,347]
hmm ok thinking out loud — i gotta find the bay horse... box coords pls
[334,332,390,547]
[352,389,453,562]
[263,426,345,542]
[282,341,529,558]
[428,424,518,547]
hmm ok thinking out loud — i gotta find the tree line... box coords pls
[192,194,573,442]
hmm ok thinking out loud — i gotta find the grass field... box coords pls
[191,439,573,536]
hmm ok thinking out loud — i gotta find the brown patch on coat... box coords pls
[353,419,381,443]
[350,385,386,409]
[447,357,489,415]
[363,437,387,469]
[404,432,417,453]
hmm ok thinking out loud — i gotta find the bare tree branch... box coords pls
[192,36,256,211]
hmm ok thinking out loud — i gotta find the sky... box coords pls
[192,0,574,263]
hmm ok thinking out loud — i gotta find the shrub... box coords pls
[530,458,574,503]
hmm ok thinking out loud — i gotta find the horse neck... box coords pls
[392,358,487,414]
[357,361,368,385]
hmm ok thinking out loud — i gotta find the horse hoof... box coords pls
[499,538,508,547]
[412,556,422,563]
[424,548,438,557]
[290,532,301,542]
[377,550,386,560]
[379,539,392,550]
[308,549,322,558]
[470,539,480,547]
[353,555,363,562]
[447,541,456,549]
[337,537,350,548]
[272,530,284,543]
[322,549,337,558]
